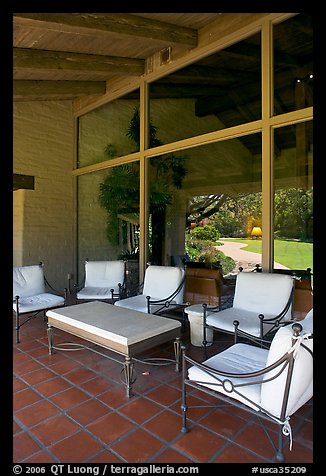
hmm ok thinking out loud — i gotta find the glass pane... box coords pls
[273,14,313,115]
[273,122,313,316]
[78,90,140,168]
[148,133,262,280]
[77,164,140,293]
[149,32,261,144]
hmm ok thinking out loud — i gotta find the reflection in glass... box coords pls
[78,90,140,168]
[149,134,262,275]
[77,165,140,291]
[273,14,313,115]
[149,32,261,144]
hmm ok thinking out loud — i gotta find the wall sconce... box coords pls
[251,226,262,239]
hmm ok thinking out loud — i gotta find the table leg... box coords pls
[123,356,135,398]
[174,337,181,372]
[47,325,54,355]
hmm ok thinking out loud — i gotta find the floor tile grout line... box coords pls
[13,321,313,464]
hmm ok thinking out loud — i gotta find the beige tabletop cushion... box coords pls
[46,300,181,346]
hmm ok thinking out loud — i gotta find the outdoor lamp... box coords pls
[251,226,262,239]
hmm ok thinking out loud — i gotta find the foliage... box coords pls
[98,107,187,254]
[191,189,312,242]
[185,227,235,274]
[190,225,220,242]
[274,188,313,241]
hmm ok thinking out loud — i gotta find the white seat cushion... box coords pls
[13,293,65,314]
[206,307,279,337]
[188,343,268,411]
[77,286,120,300]
[115,294,179,314]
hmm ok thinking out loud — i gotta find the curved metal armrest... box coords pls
[44,275,67,302]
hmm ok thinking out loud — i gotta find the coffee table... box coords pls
[46,301,181,397]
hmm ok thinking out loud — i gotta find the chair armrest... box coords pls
[146,274,186,314]
[44,275,67,301]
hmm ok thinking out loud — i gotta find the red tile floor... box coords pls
[13,308,313,465]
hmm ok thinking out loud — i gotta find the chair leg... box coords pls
[15,314,20,344]
[275,425,285,463]
[181,348,189,433]
[15,296,20,344]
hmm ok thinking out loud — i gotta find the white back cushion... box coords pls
[13,265,45,298]
[143,265,185,304]
[85,261,125,288]
[261,321,313,418]
[233,272,293,317]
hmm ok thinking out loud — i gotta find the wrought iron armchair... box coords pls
[115,264,185,317]
[74,259,126,304]
[181,310,313,463]
[186,271,295,356]
[13,262,67,343]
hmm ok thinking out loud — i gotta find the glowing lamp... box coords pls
[251,226,262,239]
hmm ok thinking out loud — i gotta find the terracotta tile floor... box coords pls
[13,308,313,464]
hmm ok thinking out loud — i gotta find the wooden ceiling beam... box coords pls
[13,47,145,75]
[13,13,197,48]
[13,80,106,99]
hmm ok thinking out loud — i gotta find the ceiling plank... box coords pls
[13,80,106,99]
[13,47,145,75]
[14,13,198,48]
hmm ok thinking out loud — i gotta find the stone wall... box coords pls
[13,101,74,290]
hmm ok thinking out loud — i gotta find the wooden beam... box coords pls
[13,174,35,191]
[14,13,197,47]
[13,47,145,75]
[13,80,106,99]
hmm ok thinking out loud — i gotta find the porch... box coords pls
[13,311,312,464]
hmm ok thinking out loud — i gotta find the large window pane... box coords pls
[149,32,261,144]
[273,121,313,272]
[78,90,140,168]
[273,14,313,115]
[148,133,262,277]
[77,164,140,291]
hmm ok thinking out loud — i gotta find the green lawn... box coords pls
[220,238,313,271]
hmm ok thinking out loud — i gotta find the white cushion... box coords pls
[13,293,65,314]
[188,343,268,411]
[206,307,279,337]
[115,294,179,314]
[143,265,185,304]
[261,323,313,418]
[84,260,125,288]
[77,286,119,300]
[301,308,313,332]
[13,265,45,299]
[187,321,313,419]
[233,272,293,319]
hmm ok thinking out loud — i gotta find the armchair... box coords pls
[13,263,67,343]
[181,310,313,462]
[186,271,294,354]
[114,264,185,317]
[75,259,126,304]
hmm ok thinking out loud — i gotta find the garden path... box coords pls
[216,240,288,274]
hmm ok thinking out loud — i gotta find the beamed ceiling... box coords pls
[13,12,313,156]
